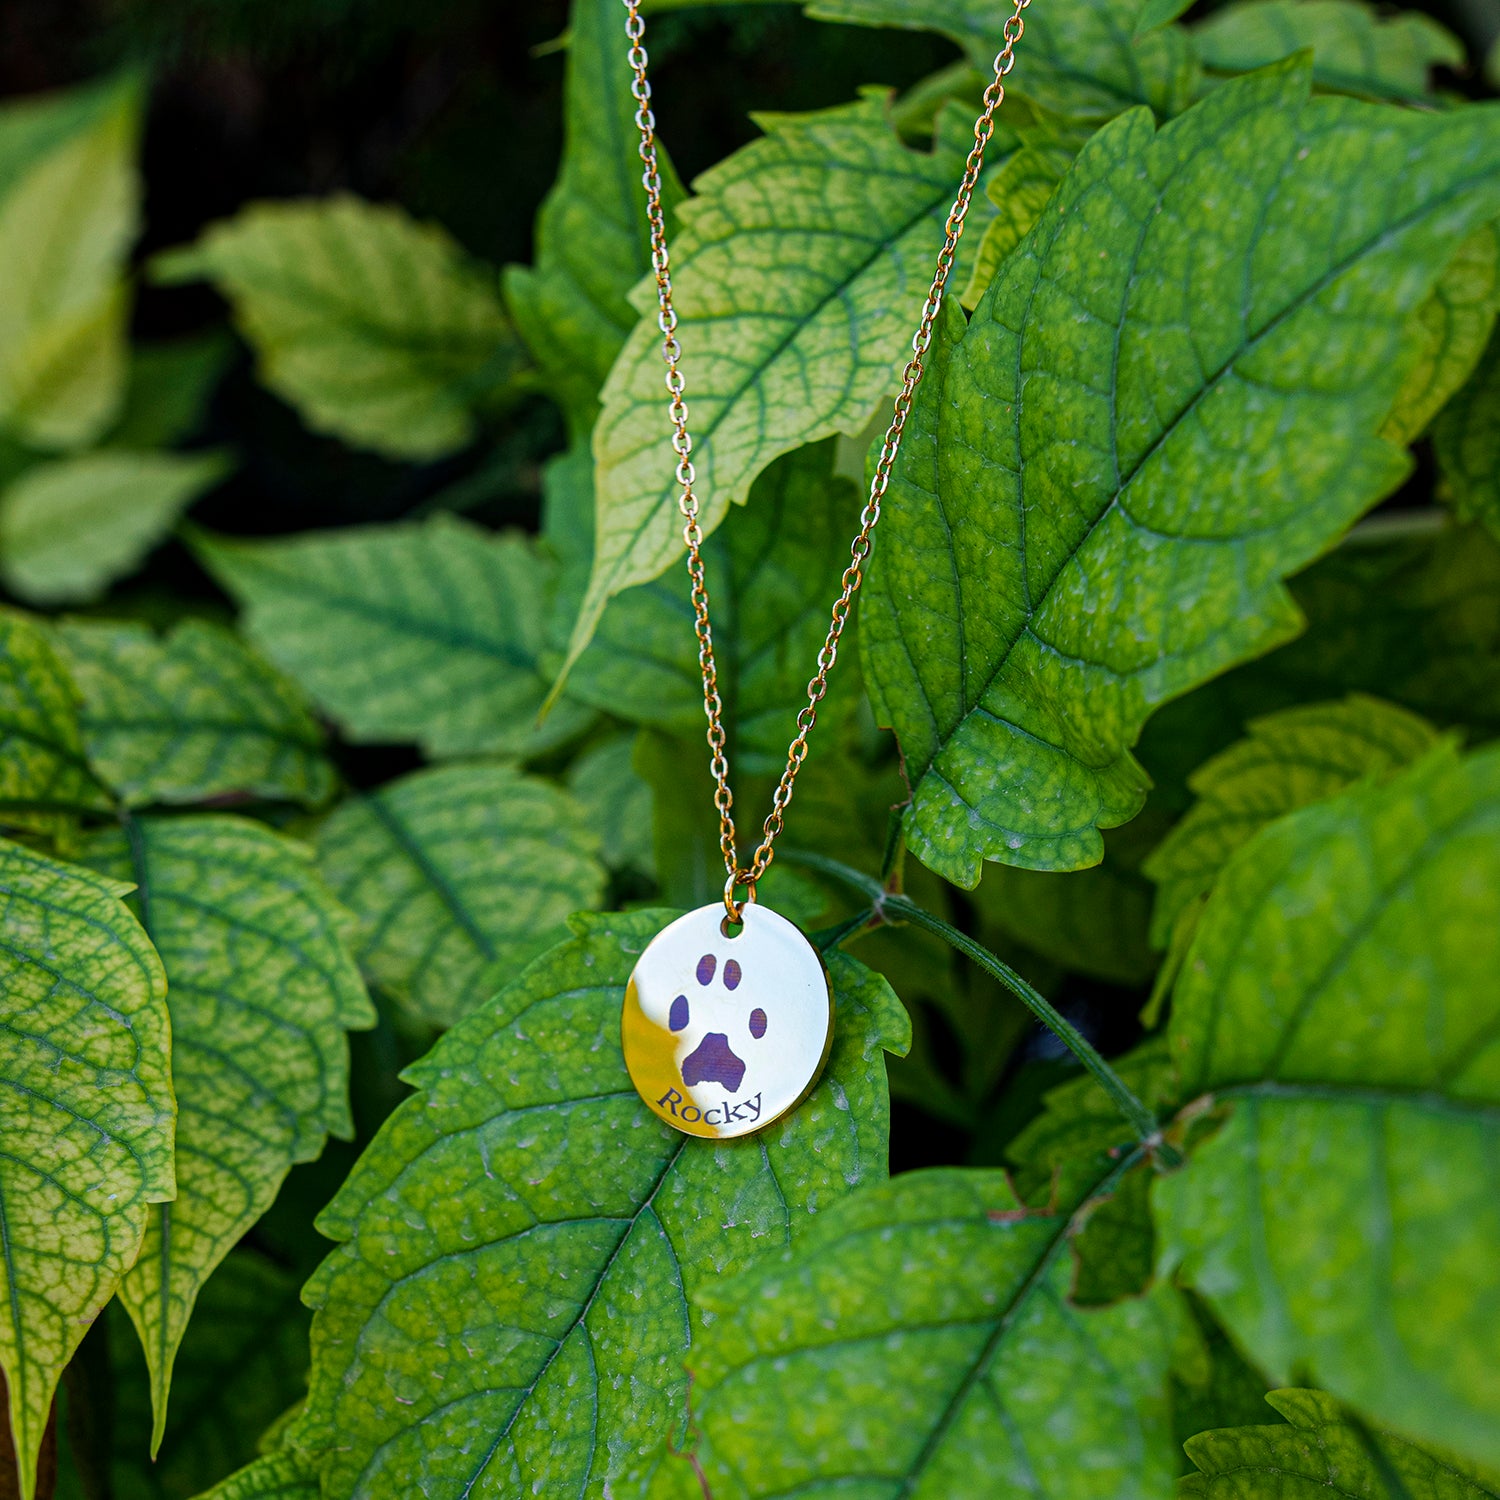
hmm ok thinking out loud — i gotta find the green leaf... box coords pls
[192,517,595,761]
[1136,521,1500,803]
[0,605,110,825]
[315,763,608,1028]
[960,131,1078,309]
[566,96,1003,675]
[566,734,655,878]
[1143,694,1443,947]
[1155,742,1500,1465]
[289,911,910,1498]
[805,0,1200,121]
[1385,224,1500,447]
[569,441,864,765]
[80,814,372,1451]
[1193,0,1466,103]
[0,450,230,605]
[0,75,140,450]
[0,836,173,1500]
[1182,1388,1500,1500]
[190,1453,317,1500]
[861,62,1500,887]
[653,1165,1186,1499]
[104,334,232,452]
[503,0,685,437]
[1137,0,1196,37]
[153,195,524,461]
[107,1250,312,1500]
[1435,321,1500,543]
[54,618,336,809]
[1168,1292,1277,1458]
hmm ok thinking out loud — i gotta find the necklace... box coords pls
[618,0,1033,1139]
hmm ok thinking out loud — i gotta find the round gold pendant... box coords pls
[622,902,834,1139]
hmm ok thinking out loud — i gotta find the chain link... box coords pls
[622,0,1031,920]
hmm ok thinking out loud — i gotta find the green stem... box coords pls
[784,849,1165,1148]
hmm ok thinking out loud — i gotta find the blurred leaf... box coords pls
[1193,0,1466,103]
[1144,695,1443,947]
[55,618,336,809]
[0,606,111,829]
[104,335,233,452]
[81,815,372,1451]
[315,763,608,1028]
[1169,1293,1277,1458]
[1136,522,1500,805]
[1156,743,1500,1465]
[972,810,1168,986]
[1137,0,1195,35]
[0,450,230,605]
[1386,224,1500,446]
[0,836,172,1500]
[504,0,685,437]
[569,441,864,767]
[566,96,1003,675]
[108,1251,311,1500]
[153,195,524,461]
[0,75,140,451]
[290,912,909,1498]
[192,517,595,761]
[1435,322,1500,543]
[566,734,655,878]
[649,1166,1187,1499]
[807,0,1199,120]
[1182,1388,1500,1499]
[862,62,1500,887]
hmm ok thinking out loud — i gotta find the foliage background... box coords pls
[0,0,1498,1497]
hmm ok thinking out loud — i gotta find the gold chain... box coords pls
[621,0,1032,921]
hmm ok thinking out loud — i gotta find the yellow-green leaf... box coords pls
[1183,1388,1500,1500]
[566,96,1004,676]
[1144,694,1443,947]
[861,62,1500,886]
[290,912,909,1499]
[153,195,524,461]
[1156,742,1500,1465]
[806,0,1199,121]
[81,814,372,1452]
[191,1452,317,1500]
[55,618,336,809]
[0,450,230,605]
[0,75,140,450]
[315,763,608,1027]
[1386,225,1500,447]
[0,836,173,1500]
[193,517,595,761]
[0,606,110,827]
[654,1165,1187,1499]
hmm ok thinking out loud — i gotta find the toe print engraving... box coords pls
[623,903,833,1138]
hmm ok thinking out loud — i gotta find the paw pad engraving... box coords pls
[673,950,765,1091]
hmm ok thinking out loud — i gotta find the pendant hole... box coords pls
[720,915,744,940]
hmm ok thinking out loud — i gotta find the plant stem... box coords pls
[784,848,1165,1148]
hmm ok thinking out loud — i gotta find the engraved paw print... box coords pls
[670,951,768,1091]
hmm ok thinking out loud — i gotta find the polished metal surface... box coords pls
[622,903,834,1139]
